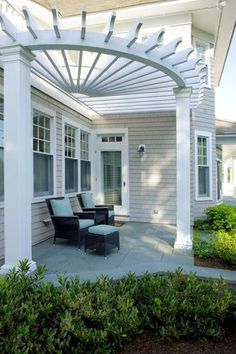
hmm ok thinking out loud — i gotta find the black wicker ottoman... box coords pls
[85,225,120,257]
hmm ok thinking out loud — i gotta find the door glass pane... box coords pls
[102,151,122,205]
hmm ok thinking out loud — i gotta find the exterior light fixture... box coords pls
[137,144,145,153]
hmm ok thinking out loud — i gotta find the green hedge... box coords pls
[0,261,235,353]
[194,205,236,265]
[205,205,236,231]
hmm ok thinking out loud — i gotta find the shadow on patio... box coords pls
[33,222,193,283]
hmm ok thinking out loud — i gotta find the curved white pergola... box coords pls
[0,6,203,273]
[0,6,205,115]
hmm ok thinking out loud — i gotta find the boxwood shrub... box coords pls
[0,261,235,353]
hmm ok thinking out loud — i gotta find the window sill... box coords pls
[65,192,78,198]
[32,195,55,204]
[195,197,213,202]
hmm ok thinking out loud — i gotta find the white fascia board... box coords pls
[61,0,217,29]
[214,0,236,86]
[30,72,101,120]
[192,27,215,44]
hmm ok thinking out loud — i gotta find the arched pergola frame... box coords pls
[0,6,205,272]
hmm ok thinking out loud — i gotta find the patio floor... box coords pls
[33,222,194,283]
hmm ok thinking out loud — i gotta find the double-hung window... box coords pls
[33,110,53,197]
[0,96,3,201]
[196,131,212,199]
[65,124,78,193]
[80,131,91,191]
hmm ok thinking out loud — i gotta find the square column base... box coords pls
[174,240,192,249]
[0,260,37,275]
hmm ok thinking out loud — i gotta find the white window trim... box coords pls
[62,116,92,196]
[80,129,92,193]
[32,102,56,202]
[195,130,213,201]
[193,37,211,88]
[62,118,79,197]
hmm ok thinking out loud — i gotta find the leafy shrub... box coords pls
[194,219,211,231]
[205,205,236,231]
[0,261,235,353]
[214,231,236,264]
[193,230,216,259]
[137,270,234,340]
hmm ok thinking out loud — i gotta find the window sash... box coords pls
[81,160,91,191]
[196,134,211,198]
[65,158,78,193]
[33,152,53,197]
[65,124,76,158]
[33,110,52,154]
[198,166,210,197]
[80,131,89,161]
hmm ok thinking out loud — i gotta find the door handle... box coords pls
[123,181,126,187]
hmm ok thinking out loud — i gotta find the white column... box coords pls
[233,157,236,198]
[174,87,192,249]
[0,46,36,273]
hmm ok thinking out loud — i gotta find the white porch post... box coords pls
[0,45,36,272]
[233,157,236,198]
[174,87,192,249]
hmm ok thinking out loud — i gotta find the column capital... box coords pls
[173,86,192,98]
[0,45,35,64]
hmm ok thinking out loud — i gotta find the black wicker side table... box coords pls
[85,225,120,257]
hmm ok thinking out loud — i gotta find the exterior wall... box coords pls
[0,73,92,259]
[93,113,176,224]
[191,88,216,220]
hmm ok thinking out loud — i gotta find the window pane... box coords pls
[34,153,53,197]
[198,166,209,197]
[0,147,4,201]
[39,127,44,139]
[33,112,38,125]
[65,158,78,193]
[81,160,91,191]
[33,125,38,139]
[33,139,38,151]
[39,115,45,127]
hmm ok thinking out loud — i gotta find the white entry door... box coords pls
[95,131,129,216]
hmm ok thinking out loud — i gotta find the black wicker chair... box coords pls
[46,197,96,248]
[77,193,115,225]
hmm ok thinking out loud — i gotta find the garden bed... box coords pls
[194,256,236,271]
[118,327,236,354]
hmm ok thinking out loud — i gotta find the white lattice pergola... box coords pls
[0,6,205,272]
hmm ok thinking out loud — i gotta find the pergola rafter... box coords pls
[0,5,205,115]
